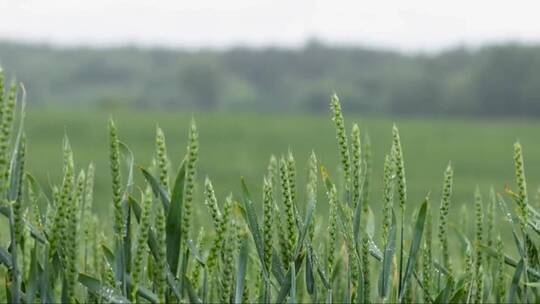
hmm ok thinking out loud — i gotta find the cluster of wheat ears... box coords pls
[0,68,538,304]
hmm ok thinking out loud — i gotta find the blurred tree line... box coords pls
[1,40,540,117]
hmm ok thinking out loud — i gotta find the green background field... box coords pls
[24,109,540,225]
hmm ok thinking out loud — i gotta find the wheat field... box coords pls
[0,69,539,303]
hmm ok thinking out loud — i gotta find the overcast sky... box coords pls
[1,0,540,52]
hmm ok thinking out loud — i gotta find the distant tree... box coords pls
[2,41,540,117]
[180,59,224,109]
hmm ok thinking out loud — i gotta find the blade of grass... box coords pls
[25,241,39,304]
[398,196,428,302]
[8,204,20,304]
[140,167,170,210]
[480,244,540,279]
[293,199,315,258]
[305,247,315,295]
[0,246,11,268]
[276,254,305,304]
[378,209,396,299]
[239,178,267,278]
[0,207,46,243]
[166,160,186,275]
[78,273,130,304]
[234,235,249,304]
[508,259,524,303]
[272,249,286,284]
[289,261,296,304]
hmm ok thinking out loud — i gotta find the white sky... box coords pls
[1,0,540,52]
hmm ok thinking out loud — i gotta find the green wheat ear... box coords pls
[438,163,453,273]
[422,204,433,303]
[207,193,232,273]
[306,151,318,240]
[382,154,394,245]
[326,183,338,277]
[392,125,406,211]
[286,150,297,204]
[513,142,528,233]
[473,186,484,304]
[351,123,362,210]
[0,82,17,194]
[49,136,75,258]
[362,132,371,214]
[66,170,85,303]
[155,126,170,192]
[330,94,351,190]
[220,216,237,304]
[204,177,221,230]
[267,155,278,191]
[486,187,496,267]
[495,235,505,303]
[262,176,274,273]
[191,227,205,289]
[131,188,152,301]
[306,151,318,200]
[82,162,95,272]
[279,156,295,265]
[362,236,371,303]
[13,134,26,246]
[108,118,124,238]
[183,118,199,240]
[154,201,167,304]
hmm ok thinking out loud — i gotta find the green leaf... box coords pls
[7,204,21,303]
[140,167,170,211]
[103,232,181,302]
[480,244,540,280]
[272,249,285,284]
[78,273,130,304]
[133,285,158,304]
[202,267,209,303]
[320,165,334,193]
[305,247,315,295]
[102,242,161,303]
[118,142,135,193]
[523,281,540,287]
[186,239,205,266]
[240,178,267,277]
[0,205,46,243]
[125,275,159,304]
[276,254,305,304]
[356,261,364,304]
[433,275,454,304]
[509,259,524,303]
[178,247,190,297]
[449,285,466,304]
[40,247,53,304]
[8,92,26,202]
[25,241,39,304]
[289,261,296,304]
[102,244,115,267]
[0,246,12,268]
[294,199,315,258]
[398,196,428,302]
[8,131,25,202]
[184,275,202,304]
[352,192,363,245]
[378,209,396,299]
[166,160,186,275]
[312,251,331,290]
[365,206,375,237]
[234,235,249,304]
